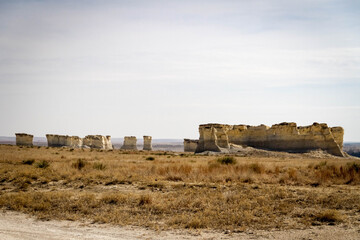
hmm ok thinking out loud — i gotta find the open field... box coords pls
[0,145,360,238]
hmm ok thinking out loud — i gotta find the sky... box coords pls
[0,0,359,141]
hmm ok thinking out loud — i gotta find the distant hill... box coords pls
[343,143,360,157]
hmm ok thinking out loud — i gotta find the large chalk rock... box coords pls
[83,135,113,150]
[195,125,221,153]
[183,139,199,152]
[15,133,33,146]
[195,122,345,157]
[46,134,82,148]
[121,136,137,150]
[143,136,152,151]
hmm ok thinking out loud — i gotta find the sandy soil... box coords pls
[1,211,359,240]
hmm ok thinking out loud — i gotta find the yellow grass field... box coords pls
[0,145,359,231]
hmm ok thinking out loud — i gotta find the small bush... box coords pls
[138,195,152,206]
[72,159,86,170]
[314,209,343,223]
[146,156,155,161]
[347,162,360,173]
[22,159,35,165]
[217,156,237,165]
[93,162,106,170]
[36,160,50,169]
[249,163,265,174]
[166,175,183,181]
[314,161,327,169]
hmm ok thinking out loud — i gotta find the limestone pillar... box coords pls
[15,133,33,146]
[121,136,138,150]
[143,136,152,151]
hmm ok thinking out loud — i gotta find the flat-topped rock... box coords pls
[121,136,137,150]
[143,136,152,151]
[46,134,82,148]
[195,122,345,157]
[15,133,33,146]
[83,135,113,150]
[184,139,199,152]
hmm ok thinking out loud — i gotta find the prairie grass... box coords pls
[0,145,359,230]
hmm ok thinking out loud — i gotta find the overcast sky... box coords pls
[0,0,359,141]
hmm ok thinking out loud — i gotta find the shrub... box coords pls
[146,156,155,161]
[22,159,35,165]
[93,162,106,170]
[217,156,237,165]
[314,161,327,169]
[314,209,343,223]
[36,160,50,169]
[166,175,183,181]
[249,163,265,174]
[138,195,152,206]
[347,162,360,173]
[72,159,86,170]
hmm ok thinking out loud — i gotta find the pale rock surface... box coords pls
[46,135,82,148]
[196,122,345,157]
[83,135,113,150]
[15,133,33,146]
[121,136,137,150]
[143,136,152,151]
[183,139,199,152]
[195,125,221,153]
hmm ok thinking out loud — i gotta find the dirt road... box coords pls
[1,211,359,240]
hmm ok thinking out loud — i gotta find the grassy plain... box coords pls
[0,145,359,231]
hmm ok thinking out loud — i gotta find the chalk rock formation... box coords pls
[121,136,137,150]
[184,139,199,152]
[105,136,113,150]
[143,136,152,151]
[83,135,113,150]
[195,122,345,157]
[46,134,82,148]
[195,125,221,153]
[15,133,33,146]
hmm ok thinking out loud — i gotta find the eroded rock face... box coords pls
[143,136,152,151]
[15,133,33,146]
[121,136,137,150]
[46,134,83,148]
[195,125,221,153]
[196,122,345,157]
[83,135,113,150]
[184,139,199,152]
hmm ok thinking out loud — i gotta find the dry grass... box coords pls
[0,145,359,231]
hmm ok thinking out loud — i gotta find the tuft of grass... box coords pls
[72,159,86,170]
[93,162,106,170]
[347,162,360,173]
[146,156,155,161]
[138,195,152,206]
[217,156,237,165]
[165,175,183,181]
[36,160,50,169]
[22,159,35,165]
[249,163,265,174]
[314,209,344,223]
[314,161,327,169]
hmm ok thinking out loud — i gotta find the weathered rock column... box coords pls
[143,136,152,151]
[184,139,199,152]
[46,134,83,148]
[195,125,221,153]
[83,135,112,149]
[105,136,113,150]
[121,136,138,150]
[15,133,33,146]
